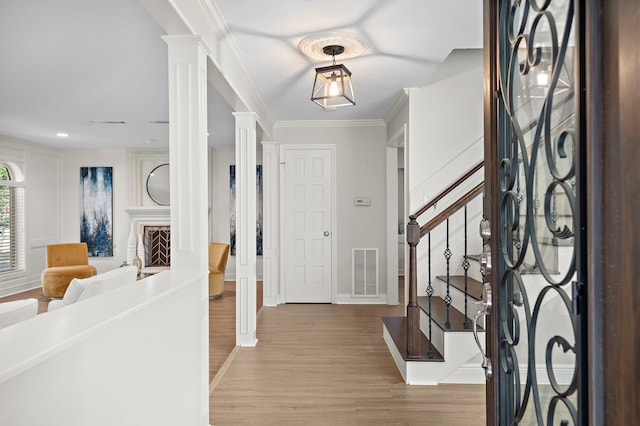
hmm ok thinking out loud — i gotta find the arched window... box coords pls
[0,162,25,275]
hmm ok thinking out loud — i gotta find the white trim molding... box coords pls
[261,141,279,307]
[384,88,410,124]
[233,112,258,347]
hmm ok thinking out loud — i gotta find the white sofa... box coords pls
[48,265,138,312]
[0,299,38,329]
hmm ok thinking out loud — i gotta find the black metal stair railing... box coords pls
[426,232,434,358]
[443,218,452,328]
[405,161,484,359]
[462,205,470,327]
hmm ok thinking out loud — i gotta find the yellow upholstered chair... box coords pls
[41,243,97,298]
[208,242,230,298]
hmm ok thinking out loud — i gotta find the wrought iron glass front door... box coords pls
[484,0,587,424]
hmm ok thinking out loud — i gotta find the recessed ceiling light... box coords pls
[56,132,69,138]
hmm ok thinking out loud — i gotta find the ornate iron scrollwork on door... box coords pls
[495,0,582,423]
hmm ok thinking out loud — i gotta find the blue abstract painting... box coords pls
[80,167,113,257]
[230,165,263,256]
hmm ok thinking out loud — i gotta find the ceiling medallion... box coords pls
[298,32,369,61]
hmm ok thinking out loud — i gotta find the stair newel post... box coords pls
[406,215,421,359]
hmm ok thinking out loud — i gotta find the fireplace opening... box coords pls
[143,226,170,267]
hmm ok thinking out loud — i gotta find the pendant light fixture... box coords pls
[311,45,355,109]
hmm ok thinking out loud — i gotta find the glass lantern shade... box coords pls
[311,63,355,109]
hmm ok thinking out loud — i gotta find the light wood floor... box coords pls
[210,297,486,425]
[2,280,486,425]
[209,281,263,381]
[0,287,51,314]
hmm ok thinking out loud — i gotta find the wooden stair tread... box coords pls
[436,275,483,301]
[382,316,444,362]
[465,254,481,262]
[417,296,482,332]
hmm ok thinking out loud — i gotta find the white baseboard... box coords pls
[222,274,264,281]
[527,363,575,386]
[0,280,41,299]
[336,293,388,304]
[440,363,486,384]
[441,362,575,385]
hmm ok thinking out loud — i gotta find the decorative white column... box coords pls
[163,35,209,274]
[234,112,258,347]
[261,141,279,307]
[163,35,209,426]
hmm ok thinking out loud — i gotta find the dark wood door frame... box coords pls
[586,0,640,424]
[481,0,498,424]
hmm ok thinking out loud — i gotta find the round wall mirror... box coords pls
[146,163,170,206]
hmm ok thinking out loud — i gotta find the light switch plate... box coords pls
[354,197,371,206]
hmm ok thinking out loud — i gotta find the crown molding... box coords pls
[201,0,275,137]
[384,89,410,124]
[157,0,275,139]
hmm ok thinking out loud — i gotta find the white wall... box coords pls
[408,49,484,211]
[0,137,265,297]
[0,137,62,297]
[0,271,208,426]
[406,49,484,294]
[274,121,387,300]
[0,141,171,297]
[61,150,131,273]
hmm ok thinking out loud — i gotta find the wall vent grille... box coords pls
[352,248,378,297]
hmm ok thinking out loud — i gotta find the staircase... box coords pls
[383,162,487,385]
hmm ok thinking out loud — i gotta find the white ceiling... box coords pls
[0,0,483,151]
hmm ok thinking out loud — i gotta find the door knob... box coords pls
[480,244,492,275]
[473,282,493,380]
[479,218,491,239]
[323,231,330,237]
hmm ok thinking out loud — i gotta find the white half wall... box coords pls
[0,271,208,426]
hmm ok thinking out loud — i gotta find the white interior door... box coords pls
[282,146,333,303]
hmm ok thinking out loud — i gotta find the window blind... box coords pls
[0,165,25,275]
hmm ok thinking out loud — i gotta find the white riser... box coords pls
[418,305,485,356]
[383,322,486,385]
[419,308,445,354]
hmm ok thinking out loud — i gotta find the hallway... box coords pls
[210,300,485,425]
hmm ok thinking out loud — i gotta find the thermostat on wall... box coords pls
[354,197,371,206]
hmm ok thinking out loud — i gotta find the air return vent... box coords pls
[82,120,127,125]
[352,248,378,297]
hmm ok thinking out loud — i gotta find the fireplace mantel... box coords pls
[125,206,170,219]
[125,206,170,236]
